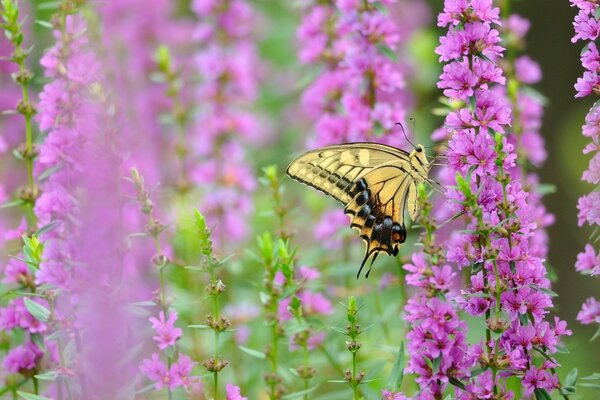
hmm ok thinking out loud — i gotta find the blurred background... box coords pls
[2,0,599,398]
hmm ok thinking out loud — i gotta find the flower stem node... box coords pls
[12,68,33,84]
[205,314,231,332]
[16,142,39,160]
[202,357,229,373]
[19,185,40,204]
[344,369,365,384]
[263,372,283,386]
[346,340,362,353]
[16,99,37,117]
[486,316,509,333]
[151,254,168,268]
[295,365,316,380]
[205,279,226,296]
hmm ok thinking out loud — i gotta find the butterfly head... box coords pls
[409,143,430,178]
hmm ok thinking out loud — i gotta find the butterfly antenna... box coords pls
[438,210,466,228]
[427,179,446,195]
[395,122,418,149]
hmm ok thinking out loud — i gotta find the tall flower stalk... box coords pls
[571,0,600,332]
[1,0,37,227]
[134,169,198,398]
[190,0,260,251]
[412,0,572,398]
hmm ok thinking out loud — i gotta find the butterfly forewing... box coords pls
[286,142,429,277]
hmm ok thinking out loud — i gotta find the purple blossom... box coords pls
[3,342,43,374]
[577,192,600,226]
[576,244,600,275]
[140,353,197,391]
[191,1,260,250]
[149,311,183,349]
[578,297,600,324]
[382,390,408,400]
[514,56,542,84]
[226,383,248,400]
[572,9,600,42]
[0,297,49,333]
[425,1,567,397]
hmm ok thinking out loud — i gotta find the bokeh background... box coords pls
[1,0,599,398]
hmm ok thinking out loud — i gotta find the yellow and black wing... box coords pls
[286,142,419,278]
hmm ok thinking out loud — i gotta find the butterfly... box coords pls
[286,141,431,278]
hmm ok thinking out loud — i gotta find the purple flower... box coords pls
[149,311,183,349]
[382,390,408,400]
[140,353,173,390]
[576,244,600,275]
[514,56,542,84]
[314,209,349,250]
[577,297,600,324]
[572,9,600,42]
[3,342,43,374]
[2,257,30,285]
[0,297,48,333]
[140,353,196,391]
[226,383,248,400]
[577,192,600,226]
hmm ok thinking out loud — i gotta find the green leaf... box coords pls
[37,1,61,10]
[134,383,156,395]
[529,284,558,297]
[376,43,398,62]
[36,220,62,237]
[187,324,211,330]
[449,377,466,390]
[591,324,600,342]
[34,370,60,381]
[24,297,50,322]
[387,342,405,391]
[0,199,24,209]
[582,42,591,56]
[582,373,600,381]
[18,392,53,400]
[565,368,578,388]
[560,386,577,395]
[34,20,53,29]
[579,382,600,390]
[238,346,266,359]
[533,388,552,400]
[129,301,155,307]
[537,183,556,195]
[281,385,319,399]
[38,164,62,181]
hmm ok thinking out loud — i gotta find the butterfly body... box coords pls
[286,142,431,278]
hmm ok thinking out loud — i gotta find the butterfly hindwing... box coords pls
[286,142,429,277]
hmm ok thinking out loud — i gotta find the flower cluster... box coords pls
[299,0,411,148]
[571,0,600,327]
[191,0,260,250]
[36,14,103,290]
[402,185,471,398]
[422,0,570,397]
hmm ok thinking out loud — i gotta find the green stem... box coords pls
[352,352,359,400]
[302,342,309,400]
[210,262,221,400]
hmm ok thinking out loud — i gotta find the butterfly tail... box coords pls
[365,252,380,279]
